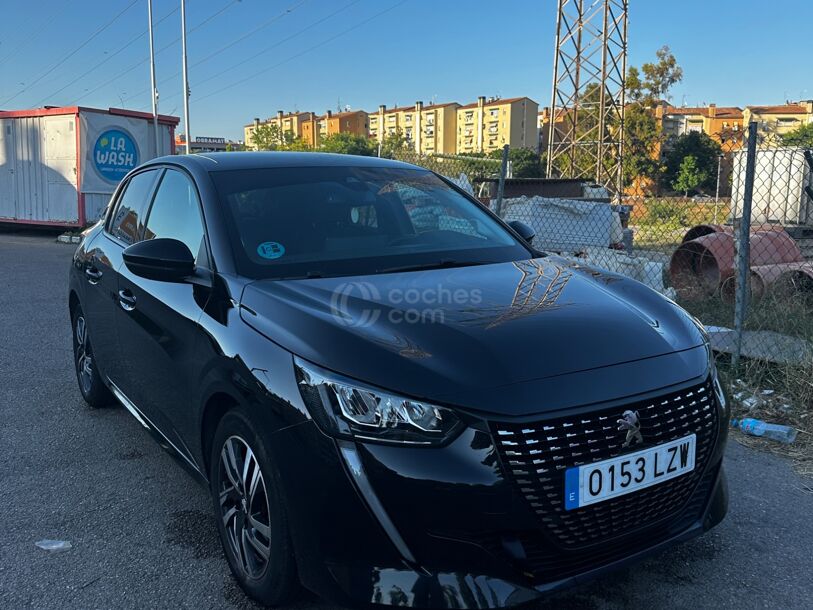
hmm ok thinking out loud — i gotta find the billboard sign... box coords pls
[80,111,171,194]
[93,128,139,183]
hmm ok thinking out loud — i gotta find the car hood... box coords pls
[239,257,706,411]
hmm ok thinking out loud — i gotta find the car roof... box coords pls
[145,151,420,173]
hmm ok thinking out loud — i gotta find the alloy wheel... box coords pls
[75,315,94,394]
[218,436,272,579]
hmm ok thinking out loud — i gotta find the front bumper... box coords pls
[271,376,729,609]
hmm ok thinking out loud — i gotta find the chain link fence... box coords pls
[393,127,812,451]
[387,148,506,201]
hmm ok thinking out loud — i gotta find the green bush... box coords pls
[644,199,688,226]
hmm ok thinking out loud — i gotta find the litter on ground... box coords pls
[35,540,72,552]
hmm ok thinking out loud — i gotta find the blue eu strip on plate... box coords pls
[564,467,580,510]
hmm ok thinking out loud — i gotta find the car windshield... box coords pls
[210,165,531,279]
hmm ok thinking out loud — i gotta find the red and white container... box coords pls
[0,106,179,227]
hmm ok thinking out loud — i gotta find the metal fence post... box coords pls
[732,122,758,369]
[714,154,723,223]
[495,144,510,216]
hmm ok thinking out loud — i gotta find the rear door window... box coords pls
[108,170,160,245]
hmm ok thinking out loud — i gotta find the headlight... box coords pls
[294,357,462,446]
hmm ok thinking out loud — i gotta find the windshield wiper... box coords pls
[271,270,325,280]
[376,259,495,274]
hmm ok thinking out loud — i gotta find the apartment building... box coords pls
[299,109,369,148]
[743,101,813,141]
[243,111,316,150]
[537,106,569,151]
[456,96,539,154]
[244,95,541,155]
[418,102,460,154]
[368,104,412,141]
[369,101,460,154]
[538,102,746,152]
[657,103,745,149]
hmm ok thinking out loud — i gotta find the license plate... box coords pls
[564,434,696,510]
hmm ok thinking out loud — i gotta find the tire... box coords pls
[210,408,299,606]
[71,304,113,408]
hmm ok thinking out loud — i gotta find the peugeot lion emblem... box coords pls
[617,410,643,447]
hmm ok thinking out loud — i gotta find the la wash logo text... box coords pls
[93,129,139,182]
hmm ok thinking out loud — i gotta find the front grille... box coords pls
[492,379,719,548]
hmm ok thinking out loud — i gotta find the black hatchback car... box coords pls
[69,152,728,609]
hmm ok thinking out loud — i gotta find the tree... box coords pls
[672,155,706,196]
[251,123,298,150]
[379,129,409,159]
[622,104,663,189]
[487,147,544,178]
[508,147,544,178]
[627,46,684,105]
[622,46,684,192]
[319,132,376,156]
[250,123,278,150]
[780,123,813,147]
[663,132,721,192]
[283,138,312,152]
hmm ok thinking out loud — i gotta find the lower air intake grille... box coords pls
[492,379,719,548]
[466,463,720,584]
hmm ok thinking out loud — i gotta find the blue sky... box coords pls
[1,0,810,140]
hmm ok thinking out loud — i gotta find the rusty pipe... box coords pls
[681,223,787,243]
[669,230,803,298]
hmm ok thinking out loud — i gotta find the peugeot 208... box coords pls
[69,153,728,608]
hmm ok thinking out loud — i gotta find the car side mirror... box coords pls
[122,238,195,282]
[507,220,536,244]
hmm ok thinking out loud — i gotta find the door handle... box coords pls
[118,289,137,311]
[85,266,103,284]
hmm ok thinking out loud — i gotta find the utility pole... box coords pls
[181,0,192,155]
[147,0,160,155]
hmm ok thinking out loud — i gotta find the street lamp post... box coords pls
[181,0,192,155]
[147,0,160,155]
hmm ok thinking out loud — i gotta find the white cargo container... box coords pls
[731,146,813,225]
[0,106,179,227]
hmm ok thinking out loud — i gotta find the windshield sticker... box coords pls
[257,241,285,260]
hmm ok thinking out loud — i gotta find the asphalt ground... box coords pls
[1,229,811,610]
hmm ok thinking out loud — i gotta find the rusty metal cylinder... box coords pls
[669,230,803,298]
[681,223,788,244]
[720,261,813,304]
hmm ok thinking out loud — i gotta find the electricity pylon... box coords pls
[546,0,628,194]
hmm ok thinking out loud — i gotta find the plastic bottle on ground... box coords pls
[731,418,798,444]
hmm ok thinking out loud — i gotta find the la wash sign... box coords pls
[93,129,139,183]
